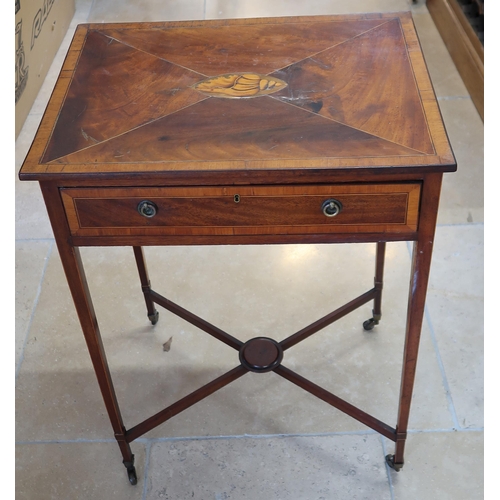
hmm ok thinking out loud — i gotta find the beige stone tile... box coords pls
[88,0,206,23]
[15,251,114,441]
[16,117,48,241]
[146,434,391,499]
[95,244,365,436]
[16,115,48,243]
[425,225,484,429]
[16,442,146,499]
[15,176,53,240]
[412,13,469,98]
[436,98,484,225]
[14,115,49,239]
[15,240,52,370]
[205,0,410,18]
[16,242,453,442]
[410,0,429,14]
[386,431,483,499]
[427,224,483,425]
[426,293,483,429]
[429,225,484,298]
[70,0,94,28]
[138,242,452,436]
[15,113,43,170]
[399,320,455,432]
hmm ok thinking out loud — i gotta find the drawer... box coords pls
[60,184,421,237]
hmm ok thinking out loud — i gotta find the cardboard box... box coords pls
[15,0,75,138]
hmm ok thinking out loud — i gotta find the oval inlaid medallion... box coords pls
[193,73,287,98]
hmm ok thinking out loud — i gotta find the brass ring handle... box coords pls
[321,198,343,217]
[137,200,158,218]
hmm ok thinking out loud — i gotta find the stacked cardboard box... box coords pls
[15,0,75,138]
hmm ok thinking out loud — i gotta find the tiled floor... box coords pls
[15,0,484,499]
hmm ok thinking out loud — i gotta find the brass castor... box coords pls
[363,318,378,331]
[148,310,159,325]
[123,458,138,485]
[385,454,403,472]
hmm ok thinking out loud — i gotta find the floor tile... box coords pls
[15,242,454,442]
[70,0,94,28]
[429,225,484,298]
[386,431,483,499]
[16,113,52,242]
[412,13,469,98]
[410,0,429,14]
[146,434,391,500]
[15,176,53,240]
[117,243,452,435]
[16,119,49,242]
[15,249,115,441]
[425,223,484,429]
[15,240,52,371]
[205,0,410,18]
[426,293,483,429]
[88,0,206,23]
[403,321,456,431]
[15,114,43,170]
[436,98,484,225]
[16,441,146,499]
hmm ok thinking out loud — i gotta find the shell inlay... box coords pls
[193,73,287,98]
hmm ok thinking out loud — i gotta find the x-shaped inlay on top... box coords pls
[41,17,434,166]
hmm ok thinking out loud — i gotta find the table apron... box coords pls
[68,232,418,247]
[59,182,422,244]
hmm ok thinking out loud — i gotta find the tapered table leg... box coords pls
[363,242,386,331]
[387,173,443,471]
[133,246,159,325]
[40,182,137,484]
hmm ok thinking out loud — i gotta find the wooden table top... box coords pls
[20,13,456,182]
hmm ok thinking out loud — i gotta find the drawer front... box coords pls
[61,184,420,237]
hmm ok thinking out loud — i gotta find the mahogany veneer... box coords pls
[60,183,421,238]
[19,12,456,484]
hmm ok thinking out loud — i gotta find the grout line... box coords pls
[15,238,55,243]
[404,241,461,429]
[15,240,55,381]
[380,436,396,500]
[16,438,117,445]
[141,441,152,500]
[136,430,378,443]
[203,0,207,19]
[15,426,483,446]
[424,306,462,429]
[409,426,483,433]
[437,95,472,101]
[436,222,484,228]
[405,239,413,257]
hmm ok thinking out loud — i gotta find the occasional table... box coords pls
[19,12,456,484]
